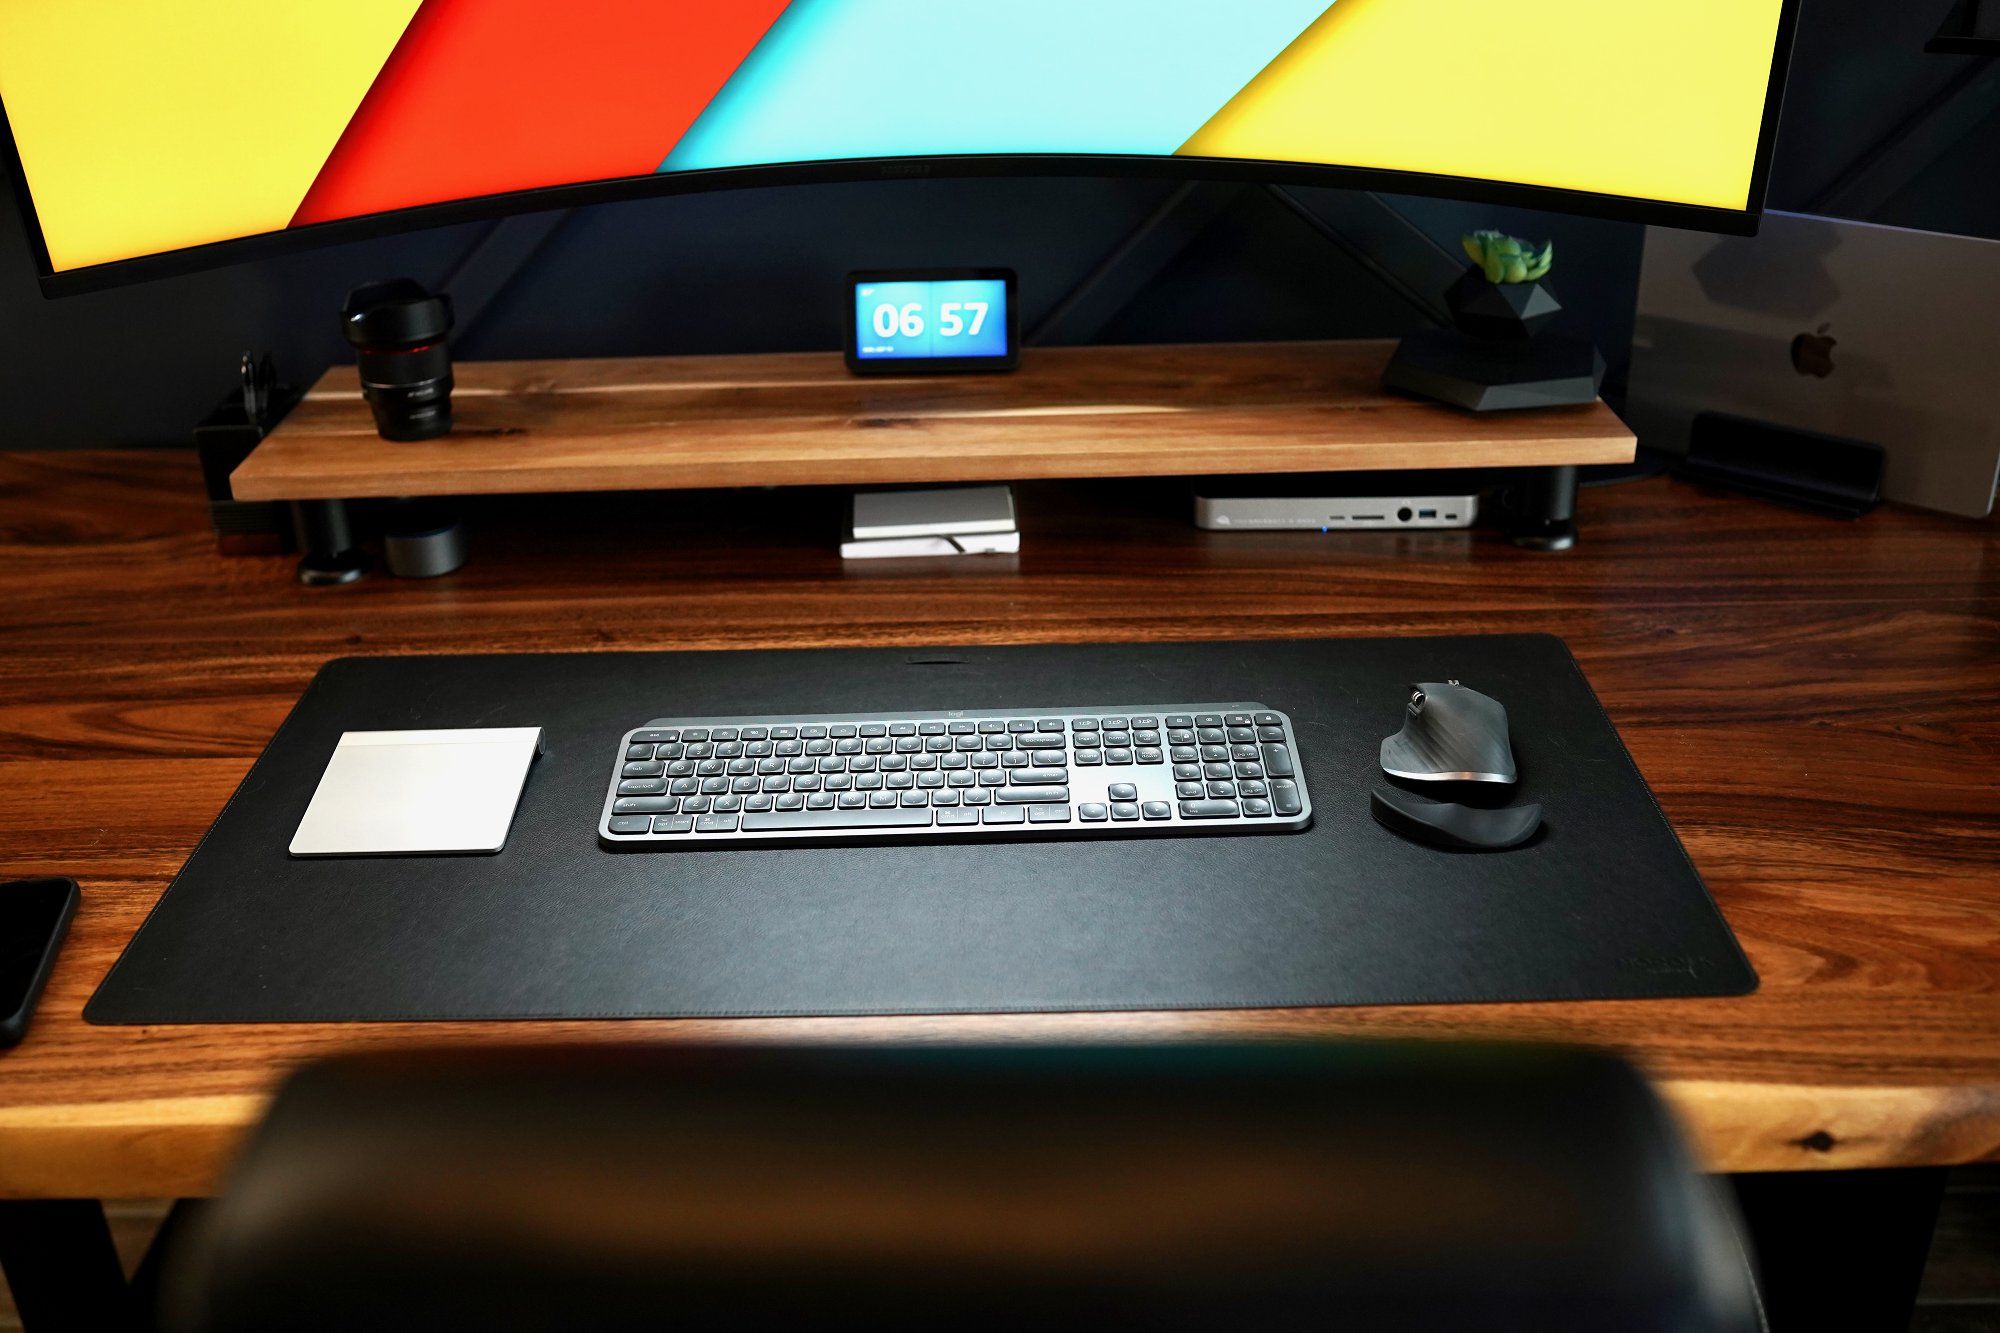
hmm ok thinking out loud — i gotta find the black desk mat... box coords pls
[87,636,1754,1023]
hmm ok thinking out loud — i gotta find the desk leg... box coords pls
[1499,465,1579,551]
[291,499,369,586]
[1731,1167,1946,1331]
[0,1199,136,1331]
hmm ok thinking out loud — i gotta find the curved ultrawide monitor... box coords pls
[1,0,1797,294]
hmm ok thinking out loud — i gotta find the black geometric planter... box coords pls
[1446,268,1562,341]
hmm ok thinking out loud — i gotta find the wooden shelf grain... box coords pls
[231,341,1635,501]
[0,450,1995,1198]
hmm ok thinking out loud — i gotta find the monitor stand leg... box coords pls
[291,499,369,586]
[1502,465,1578,551]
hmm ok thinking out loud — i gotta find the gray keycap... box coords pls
[1110,802,1140,821]
[938,807,980,826]
[1260,744,1296,777]
[1242,798,1273,817]
[1027,804,1072,823]
[654,814,695,834]
[1017,733,1065,750]
[741,808,934,832]
[996,786,1069,804]
[618,779,667,795]
[1142,801,1171,820]
[1079,803,1108,821]
[607,816,651,835]
[1012,767,1068,784]
[1176,781,1204,799]
[1075,749,1103,765]
[1270,779,1303,816]
[1178,800,1240,819]
[695,814,739,833]
[614,796,677,813]
[1107,783,1138,801]
[983,806,1026,824]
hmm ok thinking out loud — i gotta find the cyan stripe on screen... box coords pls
[662,0,1333,172]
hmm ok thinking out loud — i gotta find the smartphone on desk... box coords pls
[1,877,78,1046]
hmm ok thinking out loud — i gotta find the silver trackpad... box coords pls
[289,728,543,857]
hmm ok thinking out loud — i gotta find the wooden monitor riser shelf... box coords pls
[231,340,1633,502]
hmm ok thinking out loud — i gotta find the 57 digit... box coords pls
[937,301,988,338]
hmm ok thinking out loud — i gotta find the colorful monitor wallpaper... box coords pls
[0,0,1788,273]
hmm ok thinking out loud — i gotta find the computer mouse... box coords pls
[1379,681,1517,785]
[1371,786,1543,852]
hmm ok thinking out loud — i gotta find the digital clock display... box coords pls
[846,269,1016,374]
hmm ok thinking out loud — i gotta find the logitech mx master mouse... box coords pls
[1379,680,1517,784]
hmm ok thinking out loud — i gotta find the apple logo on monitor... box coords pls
[1790,324,1837,378]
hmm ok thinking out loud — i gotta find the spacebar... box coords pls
[740,809,935,832]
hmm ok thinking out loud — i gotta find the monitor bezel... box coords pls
[1,0,1799,298]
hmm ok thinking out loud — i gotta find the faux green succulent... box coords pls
[1461,230,1553,284]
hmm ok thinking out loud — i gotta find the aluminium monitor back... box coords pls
[1627,211,2000,518]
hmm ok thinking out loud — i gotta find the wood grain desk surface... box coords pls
[0,448,1994,1199]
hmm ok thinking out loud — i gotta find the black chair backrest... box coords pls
[165,1041,1759,1332]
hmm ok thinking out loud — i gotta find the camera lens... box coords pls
[341,279,455,441]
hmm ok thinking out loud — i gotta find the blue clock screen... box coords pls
[853,278,1009,361]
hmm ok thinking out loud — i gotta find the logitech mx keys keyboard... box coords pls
[600,704,1310,847]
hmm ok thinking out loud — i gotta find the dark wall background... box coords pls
[2,0,1994,450]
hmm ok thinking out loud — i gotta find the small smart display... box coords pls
[845,268,1017,374]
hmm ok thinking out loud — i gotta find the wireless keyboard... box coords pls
[600,704,1310,847]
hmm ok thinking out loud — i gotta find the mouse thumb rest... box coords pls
[1371,786,1544,852]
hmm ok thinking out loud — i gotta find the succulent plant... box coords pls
[1461,230,1553,284]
